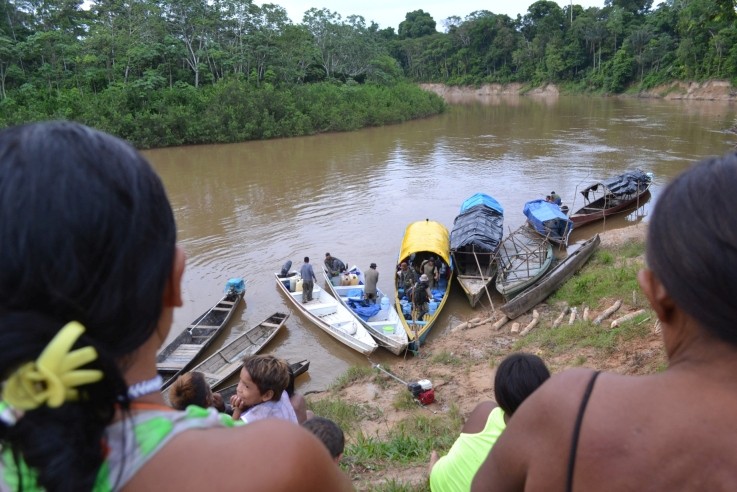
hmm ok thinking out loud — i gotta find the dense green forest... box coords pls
[1,0,735,147]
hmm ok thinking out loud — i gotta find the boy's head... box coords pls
[169,371,213,410]
[494,353,550,416]
[303,417,345,463]
[237,354,290,405]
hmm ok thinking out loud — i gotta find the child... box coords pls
[230,354,298,424]
[168,371,227,413]
[303,417,345,464]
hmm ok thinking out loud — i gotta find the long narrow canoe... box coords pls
[275,268,378,355]
[569,170,652,226]
[450,193,504,308]
[188,312,289,391]
[495,226,553,299]
[322,265,409,355]
[157,278,246,391]
[501,234,600,319]
[395,219,454,353]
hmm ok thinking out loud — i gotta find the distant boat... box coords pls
[450,193,504,308]
[495,226,553,299]
[322,265,409,356]
[523,199,574,246]
[395,219,454,353]
[569,170,652,226]
[188,312,289,391]
[501,234,600,319]
[275,267,378,355]
[157,278,246,391]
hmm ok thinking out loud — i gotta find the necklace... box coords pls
[127,374,164,401]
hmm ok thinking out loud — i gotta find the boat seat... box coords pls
[260,322,280,328]
[157,343,201,371]
[310,302,337,317]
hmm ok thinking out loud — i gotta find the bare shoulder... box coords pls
[126,420,353,491]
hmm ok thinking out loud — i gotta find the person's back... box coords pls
[0,121,351,492]
[472,152,737,491]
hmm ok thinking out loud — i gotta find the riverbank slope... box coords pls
[308,224,664,491]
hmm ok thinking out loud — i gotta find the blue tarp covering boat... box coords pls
[523,199,574,246]
[450,193,504,253]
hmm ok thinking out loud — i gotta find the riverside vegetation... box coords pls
[308,225,665,491]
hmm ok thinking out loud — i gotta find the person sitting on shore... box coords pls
[429,353,550,492]
[168,371,227,413]
[287,364,313,424]
[303,416,345,464]
[230,354,298,424]
[0,121,351,492]
[472,152,737,492]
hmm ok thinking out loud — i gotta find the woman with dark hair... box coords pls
[168,372,226,412]
[0,121,351,491]
[472,152,737,491]
[429,353,550,491]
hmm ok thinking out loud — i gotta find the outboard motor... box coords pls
[280,260,292,277]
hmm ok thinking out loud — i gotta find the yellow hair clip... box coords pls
[2,321,104,410]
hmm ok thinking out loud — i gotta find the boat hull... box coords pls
[501,234,600,319]
[275,271,377,355]
[496,226,554,299]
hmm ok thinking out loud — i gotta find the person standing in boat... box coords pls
[422,258,439,291]
[324,252,347,277]
[364,263,379,304]
[550,191,562,205]
[300,256,317,303]
[413,274,432,319]
[397,261,417,297]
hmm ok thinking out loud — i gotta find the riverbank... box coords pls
[307,223,664,491]
[420,80,737,101]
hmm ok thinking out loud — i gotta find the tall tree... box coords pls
[398,10,436,39]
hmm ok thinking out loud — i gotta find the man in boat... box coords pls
[397,261,416,297]
[413,274,431,319]
[364,262,379,304]
[300,256,317,303]
[421,258,439,291]
[324,252,347,277]
[550,191,562,205]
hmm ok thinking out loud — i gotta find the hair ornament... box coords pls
[2,321,103,410]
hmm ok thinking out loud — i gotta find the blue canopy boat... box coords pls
[523,199,574,246]
[450,193,504,308]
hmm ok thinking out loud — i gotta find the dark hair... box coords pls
[0,121,176,491]
[302,417,345,459]
[169,372,212,410]
[648,152,737,345]
[494,353,550,416]
[304,256,310,262]
[242,354,290,402]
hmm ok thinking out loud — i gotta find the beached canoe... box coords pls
[157,278,246,391]
[569,170,652,226]
[495,226,554,299]
[188,312,289,391]
[275,268,378,355]
[395,219,454,353]
[450,193,504,308]
[523,198,574,246]
[322,265,409,355]
[500,234,600,319]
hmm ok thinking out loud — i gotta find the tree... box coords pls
[398,10,436,39]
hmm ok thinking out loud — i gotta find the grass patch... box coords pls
[392,390,417,411]
[307,397,381,433]
[515,311,653,355]
[551,245,648,309]
[332,365,376,391]
[430,350,462,366]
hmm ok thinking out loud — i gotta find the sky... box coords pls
[265,0,607,31]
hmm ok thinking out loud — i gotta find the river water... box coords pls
[144,94,737,392]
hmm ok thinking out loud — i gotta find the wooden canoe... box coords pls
[495,226,554,299]
[450,193,504,308]
[500,234,600,319]
[322,265,409,355]
[569,170,652,226]
[188,312,289,391]
[395,219,454,353]
[275,269,378,355]
[157,279,246,391]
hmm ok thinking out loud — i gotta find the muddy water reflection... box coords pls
[144,95,736,392]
